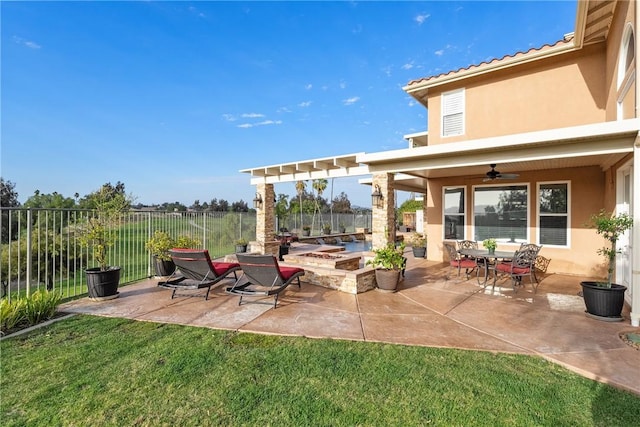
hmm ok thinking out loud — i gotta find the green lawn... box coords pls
[1,315,638,426]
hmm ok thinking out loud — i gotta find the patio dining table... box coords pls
[459,248,516,286]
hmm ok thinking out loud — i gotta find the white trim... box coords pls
[536,181,571,248]
[443,186,466,240]
[471,182,531,245]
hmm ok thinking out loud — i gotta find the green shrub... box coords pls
[0,298,26,334]
[23,290,62,325]
[0,290,62,335]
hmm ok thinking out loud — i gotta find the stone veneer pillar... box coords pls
[252,183,279,256]
[371,173,396,249]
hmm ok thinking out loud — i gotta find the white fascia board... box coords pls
[239,152,365,175]
[403,130,429,140]
[249,165,370,185]
[358,120,640,166]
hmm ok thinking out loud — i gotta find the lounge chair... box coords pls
[334,237,346,246]
[226,254,305,308]
[158,249,240,300]
[316,238,326,245]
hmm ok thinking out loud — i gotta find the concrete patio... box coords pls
[59,252,640,396]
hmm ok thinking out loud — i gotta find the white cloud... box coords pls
[237,120,282,129]
[342,96,360,106]
[241,113,264,118]
[222,114,236,121]
[305,83,313,90]
[434,49,444,56]
[401,63,414,70]
[339,80,347,89]
[277,107,292,113]
[256,120,282,126]
[298,101,312,108]
[13,36,41,49]
[415,14,430,25]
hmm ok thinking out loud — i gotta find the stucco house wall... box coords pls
[426,43,607,145]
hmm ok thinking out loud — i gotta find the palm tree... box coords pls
[295,180,306,232]
[312,179,328,231]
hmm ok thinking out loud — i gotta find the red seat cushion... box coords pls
[452,259,476,269]
[211,262,240,276]
[495,263,530,275]
[278,266,305,280]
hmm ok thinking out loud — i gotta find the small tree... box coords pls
[589,210,634,287]
[78,185,132,271]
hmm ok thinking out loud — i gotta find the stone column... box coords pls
[371,173,396,249]
[252,183,279,256]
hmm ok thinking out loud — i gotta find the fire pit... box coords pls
[283,251,361,271]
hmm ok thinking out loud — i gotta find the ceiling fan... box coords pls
[483,164,519,182]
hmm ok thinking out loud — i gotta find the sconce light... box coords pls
[371,184,384,209]
[253,193,263,210]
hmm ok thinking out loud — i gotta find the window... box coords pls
[473,185,528,243]
[538,182,569,247]
[442,89,464,137]
[618,25,635,89]
[444,187,465,239]
[617,25,635,119]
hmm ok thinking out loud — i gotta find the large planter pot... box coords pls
[302,229,311,237]
[581,281,627,321]
[85,266,121,301]
[375,269,401,293]
[235,244,248,253]
[278,245,290,261]
[153,257,176,277]
[412,247,426,258]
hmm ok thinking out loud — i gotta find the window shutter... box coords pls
[442,90,464,136]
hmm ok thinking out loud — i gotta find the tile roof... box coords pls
[405,37,574,88]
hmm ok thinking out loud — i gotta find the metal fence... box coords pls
[0,208,257,301]
[0,208,372,301]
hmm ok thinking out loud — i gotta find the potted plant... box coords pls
[235,238,248,253]
[581,210,633,321]
[302,225,311,237]
[482,238,497,255]
[145,230,176,277]
[277,234,291,261]
[78,185,131,300]
[338,222,346,233]
[322,223,332,235]
[366,243,406,292]
[409,232,427,258]
[145,232,200,277]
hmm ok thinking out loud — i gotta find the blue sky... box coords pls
[2,1,577,208]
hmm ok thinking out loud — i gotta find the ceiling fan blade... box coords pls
[497,173,519,179]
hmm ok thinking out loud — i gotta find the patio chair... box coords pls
[158,249,240,300]
[316,238,326,245]
[225,254,305,308]
[457,240,478,251]
[493,244,542,292]
[444,242,477,280]
[334,237,346,246]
